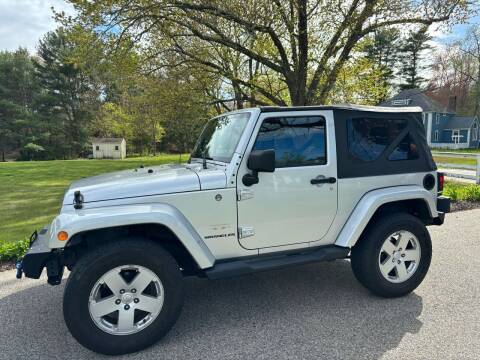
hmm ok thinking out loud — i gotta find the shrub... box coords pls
[444,182,480,202]
[0,238,30,262]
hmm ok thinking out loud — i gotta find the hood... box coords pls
[63,163,227,206]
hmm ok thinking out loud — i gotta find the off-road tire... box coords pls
[351,213,432,298]
[63,238,184,355]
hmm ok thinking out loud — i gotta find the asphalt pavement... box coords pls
[0,209,479,360]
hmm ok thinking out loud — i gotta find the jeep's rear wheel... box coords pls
[351,213,432,298]
[63,239,184,355]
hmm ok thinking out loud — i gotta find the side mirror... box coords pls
[243,149,275,186]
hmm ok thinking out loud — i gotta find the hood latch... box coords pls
[74,191,84,209]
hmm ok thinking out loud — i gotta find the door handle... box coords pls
[310,177,336,185]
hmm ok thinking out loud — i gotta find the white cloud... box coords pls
[0,0,75,53]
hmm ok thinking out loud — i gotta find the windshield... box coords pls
[191,112,250,163]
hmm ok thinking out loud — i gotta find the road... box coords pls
[1,209,479,360]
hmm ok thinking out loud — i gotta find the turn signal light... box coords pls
[57,231,69,241]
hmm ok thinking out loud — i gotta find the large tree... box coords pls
[364,28,402,99]
[398,26,432,90]
[0,49,38,161]
[429,25,480,116]
[64,0,472,106]
[34,28,100,158]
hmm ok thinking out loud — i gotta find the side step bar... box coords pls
[205,245,350,280]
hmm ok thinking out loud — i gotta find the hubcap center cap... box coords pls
[393,252,402,261]
[121,293,134,304]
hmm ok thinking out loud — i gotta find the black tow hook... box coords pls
[15,260,23,279]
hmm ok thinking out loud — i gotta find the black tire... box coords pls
[351,213,432,298]
[63,239,184,355]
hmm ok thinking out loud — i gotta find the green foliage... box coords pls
[364,28,402,100]
[34,28,99,159]
[0,25,212,160]
[444,182,480,202]
[20,143,46,161]
[328,57,389,105]
[398,26,432,90]
[0,238,29,262]
[0,48,38,161]
[63,0,471,106]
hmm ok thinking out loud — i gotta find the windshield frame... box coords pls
[190,111,252,164]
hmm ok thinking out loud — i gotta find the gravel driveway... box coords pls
[1,209,479,360]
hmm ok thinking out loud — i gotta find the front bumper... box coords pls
[17,228,64,285]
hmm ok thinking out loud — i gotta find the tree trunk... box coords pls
[232,81,244,109]
[152,122,156,156]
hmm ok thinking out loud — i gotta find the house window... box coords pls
[95,145,99,151]
[434,130,439,142]
[115,145,119,151]
[254,116,327,168]
[473,122,478,141]
[452,130,461,143]
[436,114,440,125]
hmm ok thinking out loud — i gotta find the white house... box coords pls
[92,138,126,159]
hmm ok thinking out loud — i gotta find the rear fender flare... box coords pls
[335,186,437,248]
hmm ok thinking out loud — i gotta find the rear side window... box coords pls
[389,133,419,161]
[347,117,407,161]
[253,116,326,168]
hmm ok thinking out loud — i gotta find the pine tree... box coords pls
[34,28,95,159]
[0,48,38,161]
[398,26,432,90]
[365,28,402,100]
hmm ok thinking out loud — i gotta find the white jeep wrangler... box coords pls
[18,105,450,355]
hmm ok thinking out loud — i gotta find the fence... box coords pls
[431,151,480,184]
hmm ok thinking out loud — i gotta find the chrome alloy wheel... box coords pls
[378,230,421,283]
[88,265,164,335]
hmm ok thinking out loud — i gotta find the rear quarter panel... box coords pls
[313,172,438,247]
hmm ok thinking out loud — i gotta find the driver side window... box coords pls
[253,116,327,168]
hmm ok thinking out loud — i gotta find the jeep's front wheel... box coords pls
[351,213,432,298]
[63,239,184,355]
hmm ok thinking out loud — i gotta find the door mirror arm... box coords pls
[242,171,259,187]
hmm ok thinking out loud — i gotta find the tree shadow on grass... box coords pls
[0,260,423,359]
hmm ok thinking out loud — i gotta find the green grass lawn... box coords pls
[433,148,480,154]
[0,154,186,247]
[433,156,477,167]
[432,149,480,167]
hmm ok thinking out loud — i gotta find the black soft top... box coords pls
[259,105,436,179]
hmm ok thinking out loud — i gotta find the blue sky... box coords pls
[0,0,74,52]
[0,0,478,53]
[435,14,480,45]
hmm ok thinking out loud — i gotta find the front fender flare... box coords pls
[48,204,216,269]
[335,186,438,248]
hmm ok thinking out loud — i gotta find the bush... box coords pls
[444,182,480,202]
[0,238,30,262]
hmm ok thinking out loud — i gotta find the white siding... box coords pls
[92,139,126,159]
